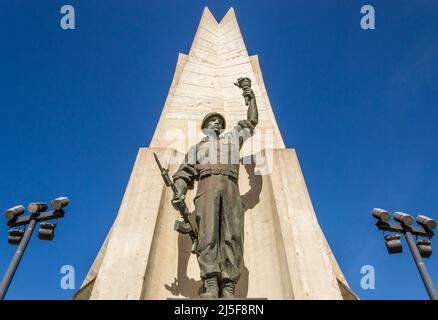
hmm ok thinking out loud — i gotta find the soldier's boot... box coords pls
[221,280,236,298]
[200,276,219,299]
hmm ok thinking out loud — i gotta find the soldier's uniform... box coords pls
[173,117,255,283]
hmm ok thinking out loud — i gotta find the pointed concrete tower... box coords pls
[74,8,357,300]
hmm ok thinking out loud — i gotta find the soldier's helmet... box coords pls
[201,112,226,130]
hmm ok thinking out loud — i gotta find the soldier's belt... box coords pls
[199,168,238,180]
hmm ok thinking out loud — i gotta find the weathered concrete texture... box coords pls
[74,7,357,300]
[150,7,284,156]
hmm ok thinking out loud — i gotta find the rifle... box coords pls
[153,153,198,254]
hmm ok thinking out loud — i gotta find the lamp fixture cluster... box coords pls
[4,197,69,245]
[372,208,435,257]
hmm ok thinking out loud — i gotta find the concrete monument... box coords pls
[74,7,357,300]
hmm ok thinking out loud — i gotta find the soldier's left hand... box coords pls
[172,194,186,211]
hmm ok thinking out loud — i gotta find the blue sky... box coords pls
[1,0,438,299]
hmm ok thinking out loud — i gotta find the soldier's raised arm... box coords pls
[234,77,258,146]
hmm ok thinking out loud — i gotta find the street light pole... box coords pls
[373,208,437,300]
[1,197,69,300]
[404,230,438,300]
[0,218,36,300]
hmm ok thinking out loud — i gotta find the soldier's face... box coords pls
[207,118,222,135]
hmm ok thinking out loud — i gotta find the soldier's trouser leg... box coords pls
[195,175,222,279]
[194,175,244,282]
[219,176,244,283]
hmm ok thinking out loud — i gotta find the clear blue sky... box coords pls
[1,0,437,300]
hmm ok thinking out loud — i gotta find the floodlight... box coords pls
[38,223,56,241]
[385,234,402,254]
[4,205,25,221]
[28,202,48,214]
[40,222,55,230]
[51,197,69,211]
[7,229,24,245]
[416,215,437,230]
[416,239,432,259]
[371,208,391,222]
[394,212,414,226]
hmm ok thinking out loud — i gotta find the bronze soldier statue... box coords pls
[171,77,258,298]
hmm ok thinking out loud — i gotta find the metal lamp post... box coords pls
[372,208,437,300]
[0,197,69,300]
